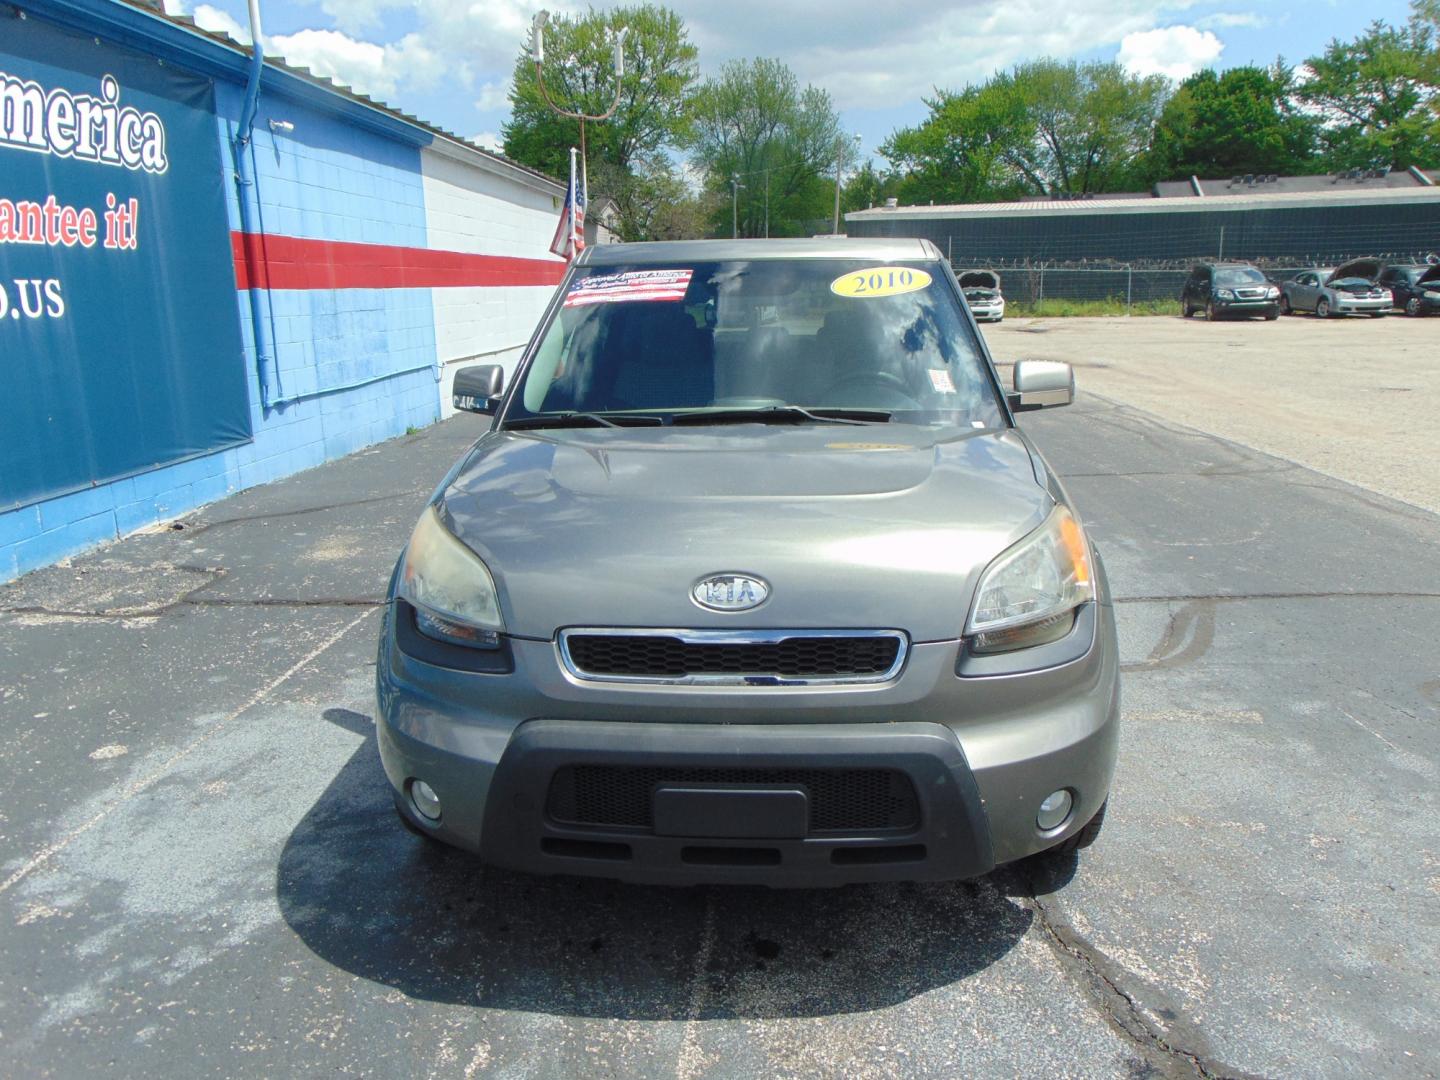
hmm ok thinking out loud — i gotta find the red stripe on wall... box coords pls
[230,232,567,290]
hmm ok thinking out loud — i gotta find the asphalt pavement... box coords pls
[0,393,1436,1079]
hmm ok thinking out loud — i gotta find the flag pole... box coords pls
[568,146,578,259]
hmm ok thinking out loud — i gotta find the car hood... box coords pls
[958,269,1001,291]
[1327,257,1383,284]
[437,425,1051,640]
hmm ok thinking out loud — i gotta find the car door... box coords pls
[1293,272,1318,310]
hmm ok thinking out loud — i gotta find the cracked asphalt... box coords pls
[1,387,1438,1077]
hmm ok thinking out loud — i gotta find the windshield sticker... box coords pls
[564,269,693,307]
[928,368,956,394]
[830,266,933,299]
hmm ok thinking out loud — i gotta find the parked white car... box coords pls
[959,269,1005,322]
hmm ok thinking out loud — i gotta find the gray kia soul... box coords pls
[376,237,1119,886]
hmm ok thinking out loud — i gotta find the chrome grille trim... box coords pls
[556,627,910,686]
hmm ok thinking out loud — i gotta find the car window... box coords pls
[508,259,1007,428]
[1214,268,1266,286]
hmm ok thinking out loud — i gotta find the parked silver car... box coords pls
[1281,260,1393,318]
[377,238,1119,886]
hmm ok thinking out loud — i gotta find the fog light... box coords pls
[1037,789,1073,831]
[410,779,442,822]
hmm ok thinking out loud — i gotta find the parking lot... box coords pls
[1,317,1437,1079]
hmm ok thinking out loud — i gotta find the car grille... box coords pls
[1235,287,1269,299]
[560,630,906,684]
[546,764,921,833]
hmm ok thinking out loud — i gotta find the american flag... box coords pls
[549,150,585,261]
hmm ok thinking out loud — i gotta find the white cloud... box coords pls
[474,81,510,113]
[1118,25,1224,81]
[467,132,504,152]
[264,28,440,102]
[192,3,252,45]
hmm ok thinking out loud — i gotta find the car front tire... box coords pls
[1279,295,1293,316]
[1406,297,1423,317]
[1316,297,1330,318]
[1206,302,1218,321]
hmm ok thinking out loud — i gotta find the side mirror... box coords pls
[453,364,504,414]
[1010,360,1074,412]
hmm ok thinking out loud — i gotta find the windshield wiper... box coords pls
[671,405,890,427]
[504,412,665,430]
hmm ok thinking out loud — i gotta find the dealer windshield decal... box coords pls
[564,268,693,307]
[830,266,932,299]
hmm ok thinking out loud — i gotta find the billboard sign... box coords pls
[1,10,250,510]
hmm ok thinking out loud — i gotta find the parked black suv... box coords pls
[1377,263,1440,317]
[1181,263,1281,320]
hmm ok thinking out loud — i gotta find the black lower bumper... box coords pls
[476,719,995,886]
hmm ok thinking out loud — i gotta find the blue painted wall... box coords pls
[1,13,441,583]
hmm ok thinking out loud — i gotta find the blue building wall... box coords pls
[1,26,441,582]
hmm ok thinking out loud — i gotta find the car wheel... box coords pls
[1279,295,1292,316]
[1206,302,1218,322]
[1406,297,1423,317]
[1265,311,1279,321]
[1370,311,1386,319]
[1316,297,1330,318]
[1181,300,1192,318]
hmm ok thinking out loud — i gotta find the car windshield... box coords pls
[1214,268,1267,286]
[504,258,1006,428]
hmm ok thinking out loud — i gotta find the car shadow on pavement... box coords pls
[276,708,1041,1021]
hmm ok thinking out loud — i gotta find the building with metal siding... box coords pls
[846,180,1440,267]
[1,0,568,582]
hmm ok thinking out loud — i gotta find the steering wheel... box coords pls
[826,370,920,408]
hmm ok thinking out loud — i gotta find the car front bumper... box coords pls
[1214,298,1279,317]
[376,586,1120,886]
[970,303,1005,322]
[1332,295,1391,313]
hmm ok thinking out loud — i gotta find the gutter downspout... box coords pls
[1409,165,1434,186]
[233,0,274,411]
[1190,175,1204,197]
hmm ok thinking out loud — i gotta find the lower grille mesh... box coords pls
[546,764,920,833]
[564,634,900,680]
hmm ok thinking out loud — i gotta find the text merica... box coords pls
[0,71,168,174]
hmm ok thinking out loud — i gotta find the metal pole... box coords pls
[1127,264,1133,311]
[1218,225,1225,261]
[764,171,770,239]
[1039,262,1045,304]
[731,174,740,239]
[832,138,842,234]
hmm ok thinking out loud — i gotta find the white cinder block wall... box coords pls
[421,145,567,417]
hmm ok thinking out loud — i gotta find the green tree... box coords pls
[879,83,1033,205]
[1145,65,1317,180]
[881,59,1167,203]
[502,5,698,189]
[1298,12,1439,169]
[684,58,852,237]
[1002,60,1169,194]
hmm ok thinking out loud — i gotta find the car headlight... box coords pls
[1215,289,1234,299]
[965,506,1094,654]
[1426,290,1440,300]
[398,505,505,648]
[1266,287,1279,298]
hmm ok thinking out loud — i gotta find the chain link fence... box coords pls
[956,255,1440,308]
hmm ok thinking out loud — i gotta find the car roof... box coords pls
[1196,261,1259,269]
[580,237,938,266]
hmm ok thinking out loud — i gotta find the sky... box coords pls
[161,0,1420,168]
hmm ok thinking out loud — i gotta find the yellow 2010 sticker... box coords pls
[830,266,932,298]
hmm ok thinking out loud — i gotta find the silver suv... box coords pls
[377,238,1119,886]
